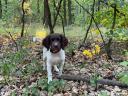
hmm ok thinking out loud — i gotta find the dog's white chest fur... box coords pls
[43,47,65,64]
[48,50,65,64]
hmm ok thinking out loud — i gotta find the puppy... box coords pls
[42,33,68,83]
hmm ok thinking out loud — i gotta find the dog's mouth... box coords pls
[50,48,60,53]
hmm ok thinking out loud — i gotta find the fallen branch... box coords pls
[57,74,128,88]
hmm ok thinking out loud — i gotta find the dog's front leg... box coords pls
[47,61,52,83]
[59,60,65,76]
[43,47,47,70]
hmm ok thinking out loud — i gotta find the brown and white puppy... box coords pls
[42,33,68,83]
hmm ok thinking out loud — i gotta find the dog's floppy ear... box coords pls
[61,35,68,49]
[42,35,50,49]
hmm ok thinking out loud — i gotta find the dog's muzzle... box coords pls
[50,42,61,53]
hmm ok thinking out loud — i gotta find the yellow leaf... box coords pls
[90,28,95,33]
[23,2,30,10]
[91,28,100,35]
[83,50,93,58]
[35,30,47,39]
[95,29,100,35]
[96,38,103,42]
[92,50,96,55]
[95,45,100,54]
[101,18,108,24]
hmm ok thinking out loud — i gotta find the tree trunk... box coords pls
[68,0,72,25]
[43,0,48,25]
[21,0,25,37]
[5,0,7,13]
[63,0,67,26]
[106,4,117,59]
[0,0,2,18]
[53,0,56,23]
[37,0,40,13]
[43,0,54,34]
[52,0,63,28]
[97,0,100,11]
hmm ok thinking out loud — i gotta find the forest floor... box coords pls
[0,33,128,96]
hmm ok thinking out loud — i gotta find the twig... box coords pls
[83,0,95,43]
[6,31,19,51]
[100,0,125,16]
[75,0,105,46]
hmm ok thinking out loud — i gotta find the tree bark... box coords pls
[106,3,117,59]
[0,0,2,18]
[83,0,95,43]
[52,0,63,28]
[68,0,72,25]
[43,0,48,25]
[53,0,65,36]
[37,0,40,13]
[21,0,25,37]
[5,0,7,13]
[63,0,67,26]
[53,0,56,22]
[43,0,54,34]
[97,0,100,11]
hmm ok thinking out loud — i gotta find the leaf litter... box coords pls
[0,35,128,96]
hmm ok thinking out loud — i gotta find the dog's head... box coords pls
[42,33,68,53]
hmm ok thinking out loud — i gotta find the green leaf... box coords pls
[119,74,128,84]
[98,90,109,96]
[119,61,128,66]
[11,91,16,96]
[31,87,40,96]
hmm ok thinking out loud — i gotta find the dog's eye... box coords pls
[56,38,59,41]
[51,38,54,41]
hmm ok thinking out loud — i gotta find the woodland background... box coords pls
[0,0,128,96]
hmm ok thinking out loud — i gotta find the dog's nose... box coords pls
[54,42,58,47]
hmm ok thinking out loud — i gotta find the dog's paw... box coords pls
[48,76,52,84]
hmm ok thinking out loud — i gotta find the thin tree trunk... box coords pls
[53,0,56,23]
[53,0,63,28]
[83,0,95,43]
[63,0,67,26]
[106,3,117,59]
[43,0,54,34]
[68,0,72,25]
[21,0,25,37]
[43,0,47,25]
[0,0,2,18]
[97,0,100,11]
[53,0,65,36]
[5,0,7,13]
[37,0,40,13]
